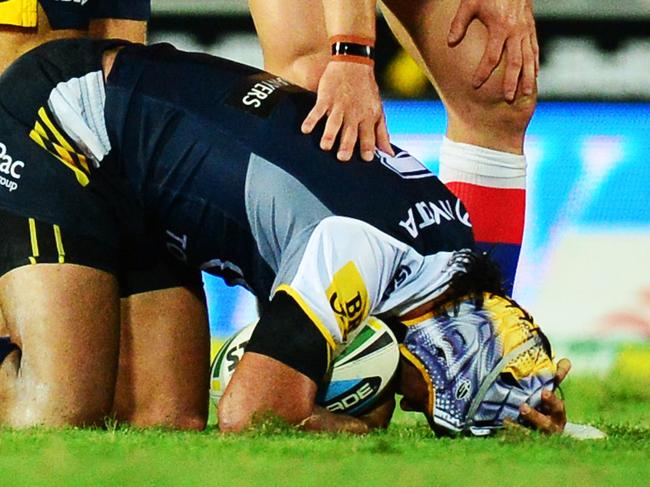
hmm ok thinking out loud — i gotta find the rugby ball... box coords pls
[210,316,399,415]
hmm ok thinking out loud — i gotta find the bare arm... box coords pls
[218,352,370,434]
[301,0,393,162]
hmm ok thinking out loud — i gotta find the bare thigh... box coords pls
[381,0,536,152]
[113,285,210,430]
[0,264,120,428]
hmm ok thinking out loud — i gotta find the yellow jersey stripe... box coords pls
[29,129,46,148]
[33,121,48,139]
[401,311,436,327]
[77,152,90,173]
[29,130,90,187]
[28,217,40,262]
[274,284,335,365]
[53,143,76,166]
[38,107,76,153]
[34,118,82,171]
[53,225,66,264]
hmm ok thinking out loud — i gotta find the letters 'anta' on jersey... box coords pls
[0,40,476,349]
[0,0,150,29]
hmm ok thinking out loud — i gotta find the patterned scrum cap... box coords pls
[400,293,556,436]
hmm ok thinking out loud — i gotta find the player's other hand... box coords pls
[519,358,571,434]
[448,0,538,102]
[301,61,393,162]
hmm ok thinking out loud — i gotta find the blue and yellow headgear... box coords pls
[400,293,556,436]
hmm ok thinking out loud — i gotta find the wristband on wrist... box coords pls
[329,35,375,66]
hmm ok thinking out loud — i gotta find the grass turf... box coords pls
[1,371,648,486]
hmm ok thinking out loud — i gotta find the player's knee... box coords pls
[58,387,116,426]
[0,362,113,427]
[134,410,207,431]
[62,404,113,428]
[497,91,537,134]
[463,85,536,134]
[14,397,111,428]
[174,413,207,431]
[447,87,536,153]
[147,413,206,431]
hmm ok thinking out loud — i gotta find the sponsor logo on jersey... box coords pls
[228,73,301,118]
[326,261,369,340]
[0,142,24,193]
[399,199,472,239]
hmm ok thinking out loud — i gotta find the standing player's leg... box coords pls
[381,0,535,292]
[0,263,120,428]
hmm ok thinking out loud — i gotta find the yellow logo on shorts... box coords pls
[326,262,369,340]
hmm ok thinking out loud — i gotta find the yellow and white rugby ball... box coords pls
[210,317,399,415]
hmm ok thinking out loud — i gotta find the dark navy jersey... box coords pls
[0,0,150,30]
[0,39,475,347]
[104,43,475,345]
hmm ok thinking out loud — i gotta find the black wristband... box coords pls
[330,42,375,60]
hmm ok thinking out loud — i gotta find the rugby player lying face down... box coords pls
[219,255,568,436]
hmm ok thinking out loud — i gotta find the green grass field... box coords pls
[1,361,648,487]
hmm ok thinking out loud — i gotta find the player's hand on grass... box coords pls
[519,358,571,434]
[448,0,538,102]
[301,61,393,162]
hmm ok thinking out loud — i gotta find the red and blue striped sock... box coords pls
[439,137,526,295]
